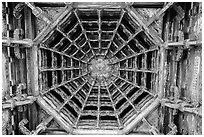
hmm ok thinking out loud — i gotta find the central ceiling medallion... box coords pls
[89,57,110,79]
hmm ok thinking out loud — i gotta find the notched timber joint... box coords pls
[2,93,37,110]
[161,98,202,117]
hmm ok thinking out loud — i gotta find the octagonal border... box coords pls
[35,3,164,134]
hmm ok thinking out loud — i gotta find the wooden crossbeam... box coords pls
[25,2,52,24]
[74,79,96,127]
[127,2,174,45]
[147,2,175,26]
[57,80,89,111]
[104,9,125,57]
[41,72,90,95]
[33,4,73,44]
[103,78,122,128]
[2,38,33,47]
[74,9,96,58]
[126,6,163,44]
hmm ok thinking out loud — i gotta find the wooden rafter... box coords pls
[104,9,125,57]
[74,9,96,58]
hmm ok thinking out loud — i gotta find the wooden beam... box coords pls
[122,99,160,134]
[132,2,164,8]
[25,2,52,24]
[34,2,66,7]
[103,79,122,128]
[167,40,202,47]
[158,45,166,98]
[73,9,96,57]
[74,79,96,127]
[2,96,36,109]
[147,2,175,26]
[105,9,125,57]
[24,5,39,131]
[72,129,122,135]
[72,2,127,9]
[31,116,53,135]
[126,6,163,45]
[37,96,74,133]
[33,5,73,44]
[2,38,33,47]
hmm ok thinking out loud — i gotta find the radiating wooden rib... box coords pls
[57,80,89,111]
[111,73,155,97]
[41,72,90,95]
[40,67,82,72]
[104,9,125,57]
[74,10,96,57]
[74,79,96,127]
[110,77,140,112]
[103,78,122,128]
[97,84,101,128]
[110,48,158,64]
[98,9,102,53]
[40,45,87,64]
[118,68,158,74]
[110,27,143,58]
[56,27,86,56]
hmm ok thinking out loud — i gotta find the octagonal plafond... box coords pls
[37,3,160,134]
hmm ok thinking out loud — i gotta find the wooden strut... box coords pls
[2,95,36,109]
[142,118,160,135]
[19,116,53,135]
[161,99,202,117]
[37,96,74,133]
[167,40,202,48]
[147,2,175,26]
[31,116,53,135]
[25,2,51,24]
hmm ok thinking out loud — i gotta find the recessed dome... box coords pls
[39,6,158,133]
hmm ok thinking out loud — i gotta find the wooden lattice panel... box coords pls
[38,7,159,131]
